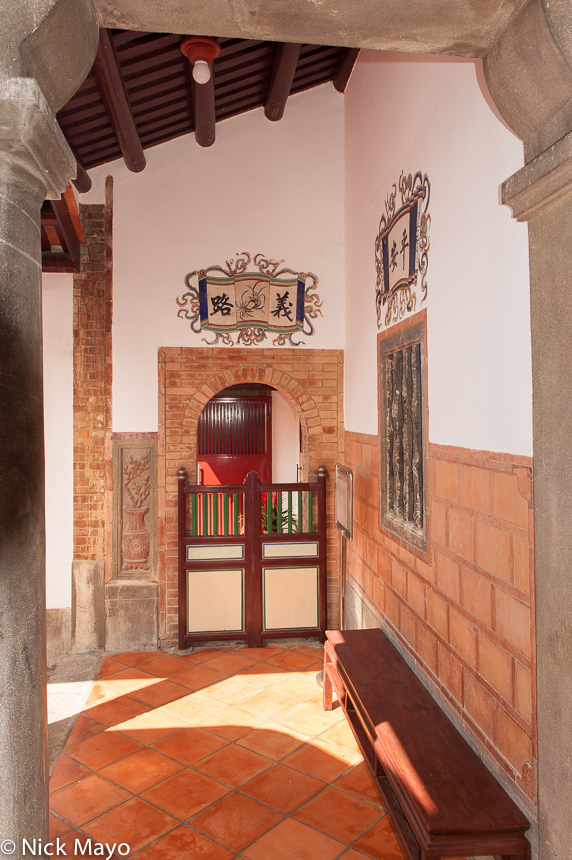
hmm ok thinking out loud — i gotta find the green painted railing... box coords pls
[186,487,317,537]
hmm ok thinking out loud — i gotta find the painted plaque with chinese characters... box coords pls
[177,252,322,346]
[375,172,430,328]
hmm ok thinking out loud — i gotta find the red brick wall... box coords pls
[345,431,536,805]
[158,348,344,646]
[73,178,113,566]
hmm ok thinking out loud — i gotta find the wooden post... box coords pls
[317,466,327,640]
[177,467,187,649]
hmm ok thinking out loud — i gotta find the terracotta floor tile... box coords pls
[241,762,326,813]
[55,830,92,856]
[206,675,260,704]
[83,694,152,728]
[284,740,361,782]
[173,664,228,691]
[236,725,305,760]
[353,815,407,860]
[266,651,318,671]
[198,705,265,740]
[66,730,143,770]
[235,646,287,661]
[109,651,163,667]
[84,683,122,709]
[242,817,343,860]
[141,768,230,819]
[194,744,273,787]
[293,786,383,844]
[294,644,325,658]
[269,672,324,701]
[180,648,229,664]
[151,727,228,765]
[82,797,179,854]
[138,655,189,678]
[128,679,189,708]
[49,812,72,840]
[239,688,299,720]
[50,773,130,826]
[98,657,128,678]
[65,715,106,748]
[339,850,376,859]
[235,663,294,687]
[204,653,258,675]
[100,667,158,695]
[190,791,282,853]
[274,702,344,737]
[162,691,226,724]
[49,754,92,793]
[100,747,184,793]
[133,825,235,860]
[334,762,383,806]
[318,720,362,754]
[112,708,189,744]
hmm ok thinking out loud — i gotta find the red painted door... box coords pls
[197,395,272,485]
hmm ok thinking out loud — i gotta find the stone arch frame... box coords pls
[157,347,344,646]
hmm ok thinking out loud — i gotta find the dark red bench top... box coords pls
[326,628,530,840]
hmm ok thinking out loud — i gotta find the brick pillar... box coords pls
[71,177,113,652]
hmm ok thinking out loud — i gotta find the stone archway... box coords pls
[157,347,344,646]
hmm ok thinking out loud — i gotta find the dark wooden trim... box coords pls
[192,73,216,147]
[92,28,146,173]
[41,253,75,273]
[69,147,92,193]
[264,42,302,122]
[178,468,188,649]
[52,197,81,270]
[333,48,360,93]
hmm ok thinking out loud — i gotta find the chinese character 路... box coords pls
[210,293,234,316]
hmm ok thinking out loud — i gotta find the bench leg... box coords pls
[322,666,333,710]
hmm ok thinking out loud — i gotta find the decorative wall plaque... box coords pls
[375,172,430,328]
[112,437,158,580]
[177,252,322,346]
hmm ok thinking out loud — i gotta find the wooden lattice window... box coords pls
[379,317,427,551]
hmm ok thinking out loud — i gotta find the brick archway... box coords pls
[158,347,344,646]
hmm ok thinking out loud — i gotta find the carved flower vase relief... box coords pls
[121,453,151,571]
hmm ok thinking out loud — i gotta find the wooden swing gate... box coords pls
[178,468,327,649]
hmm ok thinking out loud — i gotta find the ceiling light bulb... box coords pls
[193,60,211,84]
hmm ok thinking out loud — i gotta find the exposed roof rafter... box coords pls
[333,48,360,93]
[92,28,146,172]
[265,42,302,122]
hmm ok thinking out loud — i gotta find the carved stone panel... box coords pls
[112,436,158,580]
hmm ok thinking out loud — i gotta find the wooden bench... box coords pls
[323,628,530,860]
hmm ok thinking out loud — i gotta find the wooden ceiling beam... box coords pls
[333,48,360,93]
[92,28,146,172]
[265,42,302,122]
[70,148,92,193]
[52,197,81,270]
[192,74,216,147]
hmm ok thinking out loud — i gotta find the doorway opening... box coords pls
[197,383,300,486]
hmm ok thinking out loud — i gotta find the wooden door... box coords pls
[197,395,272,485]
[177,469,327,648]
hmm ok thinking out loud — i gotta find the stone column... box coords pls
[503,136,572,860]
[0,77,76,853]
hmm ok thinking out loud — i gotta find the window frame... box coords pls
[378,312,428,553]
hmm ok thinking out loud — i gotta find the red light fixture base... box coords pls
[180,36,221,67]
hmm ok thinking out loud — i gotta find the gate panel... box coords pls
[178,468,327,649]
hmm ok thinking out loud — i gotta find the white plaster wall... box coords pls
[272,390,300,482]
[83,84,345,432]
[344,53,532,456]
[42,273,74,608]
